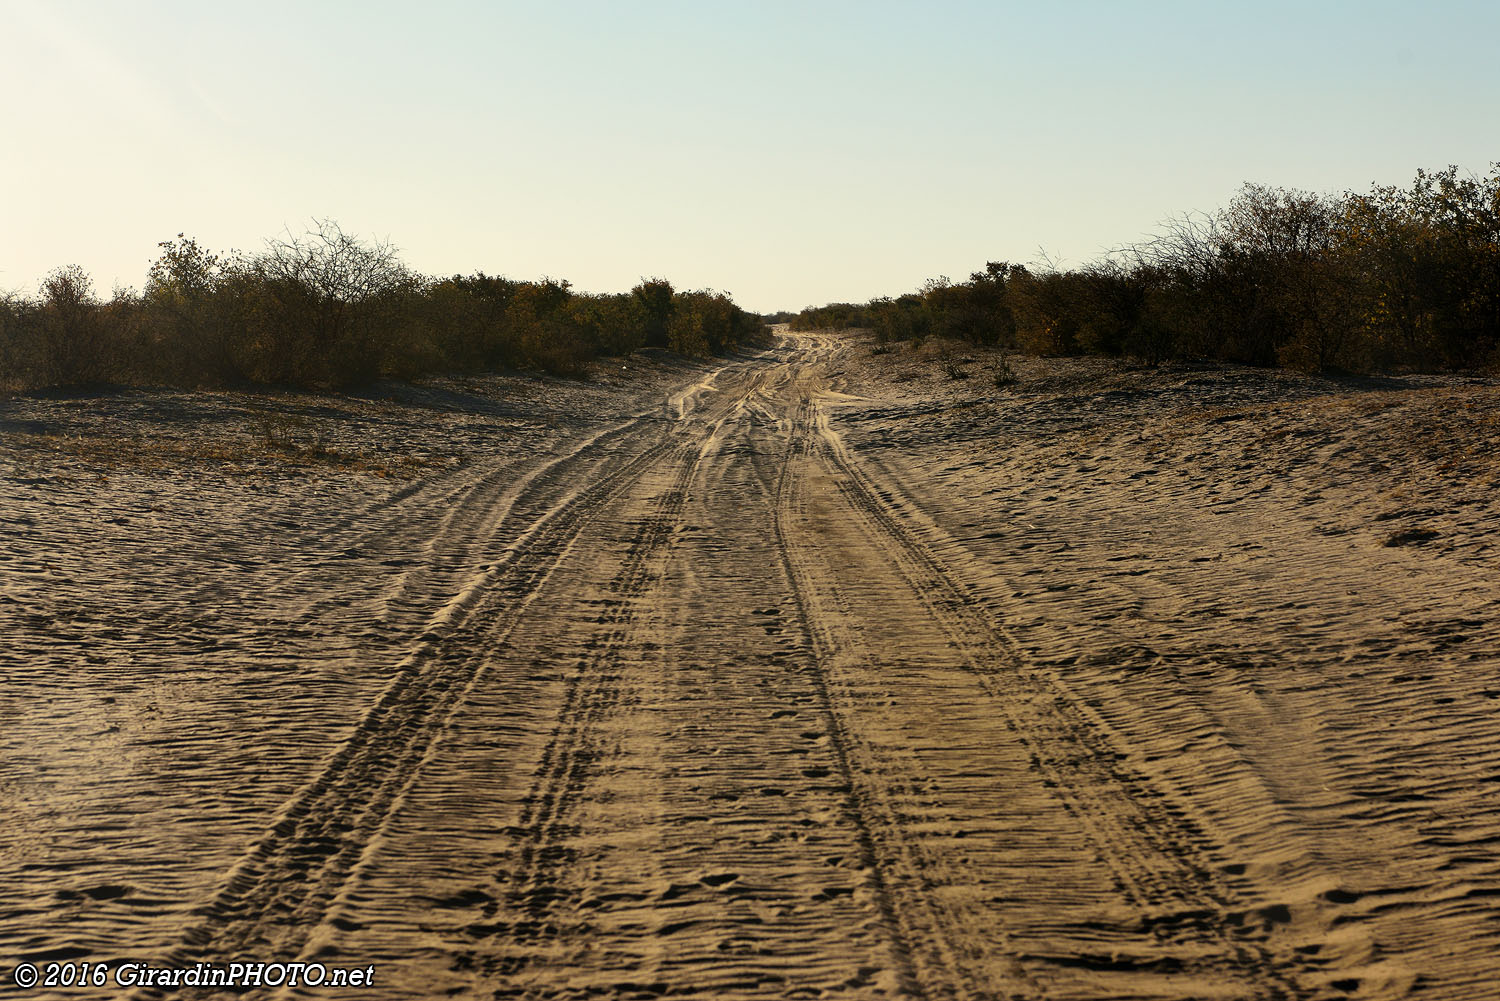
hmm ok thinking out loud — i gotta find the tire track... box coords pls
[172,380,724,646]
[773,394,1037,1001]
[262,415,668,634]
[475,442,701,987]
[791,376,1313,997]
[139,399,730,996]
[367,343,914,998]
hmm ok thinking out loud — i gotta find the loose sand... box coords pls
[1,331,1497,999]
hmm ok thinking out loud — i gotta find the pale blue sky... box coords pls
[3,0,1496,312]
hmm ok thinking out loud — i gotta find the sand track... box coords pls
[4,333,1499,999]
[777,387,1302,1000]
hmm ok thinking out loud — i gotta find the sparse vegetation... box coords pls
[991,349,1016,386]
[939,348,971,380]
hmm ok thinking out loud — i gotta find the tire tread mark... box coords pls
[476,443,701,984]
[771,395,1036,1001]
[138,418,695,1000]
[805,395,1309,998]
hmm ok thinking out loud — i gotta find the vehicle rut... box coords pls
[139,362,758,996]
[480,442,701,981]
[137,334,1328,999]
[772,351,1317,998]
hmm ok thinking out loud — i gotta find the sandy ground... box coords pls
[2,331,1498,999]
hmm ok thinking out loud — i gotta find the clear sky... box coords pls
[3,0,1497,313]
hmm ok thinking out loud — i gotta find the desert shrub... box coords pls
[1215,185,1363,370]
[632,278,675,349]
[233,221,418,386]
[32,266,114,387]
[939,349,970,379]
[1125,277,1180,366]
[992,348,1017,386]
[1397,166,1500,366]
[567,293,647,357]
[1010,269,1084,355]
[0,293,40,389]
[923,272,1013,344]
[668,289,753,355]
[869,295,930,343]
[952,262,1019,345]
[436,272,525,368]
[497,278,583,374]
[143,235,245,385]
[408,277,490,371]
[792,302,876,331]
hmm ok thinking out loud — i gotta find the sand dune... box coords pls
[2,332,1497,999]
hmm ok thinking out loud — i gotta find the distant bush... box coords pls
[794,165,1500,374]
[632,278,675,350]
[0,224,763,393]
[668,289,758,355]
[790,301,878,332]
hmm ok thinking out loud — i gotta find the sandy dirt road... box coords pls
[3,331,1499,999]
